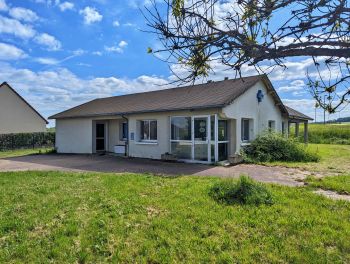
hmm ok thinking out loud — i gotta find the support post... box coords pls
[287,122,291,137]
[304,122,308,144]
[295,123,300,137]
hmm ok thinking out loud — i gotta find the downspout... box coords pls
[122,114,129,157]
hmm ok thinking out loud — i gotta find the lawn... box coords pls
[264,144,350,174]
[306,175,350,195]
[0,171,350,263]
[0,148,54,159]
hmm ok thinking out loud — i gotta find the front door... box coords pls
[193,116,210,162]
[96,123,105,151]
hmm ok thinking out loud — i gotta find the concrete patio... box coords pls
[0,154,313,186]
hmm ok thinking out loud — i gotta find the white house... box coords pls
[0,82,47,134]
[49,75,312,164]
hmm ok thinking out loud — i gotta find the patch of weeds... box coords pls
[242,131,319,163]
[209,176,274,206]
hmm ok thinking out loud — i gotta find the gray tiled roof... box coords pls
[285,105,313,120]
[50,75,313,120]
[50,75,268,119]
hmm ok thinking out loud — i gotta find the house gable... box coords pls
[0,82,47,134]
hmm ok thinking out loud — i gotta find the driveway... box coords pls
[0,154,311,186]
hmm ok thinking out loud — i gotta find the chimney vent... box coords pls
[224,77,229,80]
[207,80,212,83]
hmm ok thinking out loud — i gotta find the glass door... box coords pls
[193,116,210,162]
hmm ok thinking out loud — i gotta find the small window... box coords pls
[282,122,285,134]
[241,119,250,141]
[140,120,157,141]
[268,120,276,130]
[121,122,128,140]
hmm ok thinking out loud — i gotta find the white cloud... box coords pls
[113,20,120,27]
[0,15,36,38]
[105,40,128,54]
[119,40,128,48]
[278,80,305,92]
[92,51,102,56]
[34,33,62,51]
[59,1,74,11]
[123,22,136,27]
[0,62,171,120]
[0,0,8,11]
[79,6,102,25]
[0,42,27,60]
[35,57,59,65]
[9,7,39,22]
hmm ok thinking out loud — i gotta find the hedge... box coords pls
[0,132,55,151]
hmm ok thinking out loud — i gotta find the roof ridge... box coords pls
[94,74,263,101]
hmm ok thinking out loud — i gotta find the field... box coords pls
[293,123,350,144]
[0,171,350,263]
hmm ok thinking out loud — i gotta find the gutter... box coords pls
[121,114,129,157]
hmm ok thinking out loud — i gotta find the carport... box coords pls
[285,106,313,143]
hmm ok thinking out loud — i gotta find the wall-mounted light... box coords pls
[257,90,264,103]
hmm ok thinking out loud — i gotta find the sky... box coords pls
[0,0,349,127]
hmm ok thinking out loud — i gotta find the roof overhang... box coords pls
[49,105,223,120]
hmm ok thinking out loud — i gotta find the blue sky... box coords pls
[0,0,349,126]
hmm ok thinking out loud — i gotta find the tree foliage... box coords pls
[145,0,350,113]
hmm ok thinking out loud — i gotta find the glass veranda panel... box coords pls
[171,142,192,159]
[171,117,191,140]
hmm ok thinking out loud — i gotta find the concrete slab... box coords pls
[0,154,312,186]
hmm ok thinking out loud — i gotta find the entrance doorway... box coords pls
[96,123,105,151]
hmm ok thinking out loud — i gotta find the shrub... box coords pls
[0,132,55,151]
[242,132,319,163]
[209,176,274,206]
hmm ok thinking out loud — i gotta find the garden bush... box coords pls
[242,132,319,162]
[209,176,274,206]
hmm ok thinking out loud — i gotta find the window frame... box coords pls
[121,122,128,141]
[268,120,276,130]
[139,119,157,142]
[241,118,250,142]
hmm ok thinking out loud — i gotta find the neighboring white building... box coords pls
[49,75,312,164]
[0,82,47,134]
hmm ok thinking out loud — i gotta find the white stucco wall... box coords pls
[0,84,46,134]
[55,118,93,153]
[222,80,285,153]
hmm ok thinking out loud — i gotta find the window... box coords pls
[218,120,228,141]
[140,120,157,141]
[241,119,250,141]
[171,117,191,140]
[268,120,276,130]
[121,122,128,140]
[282,122,285,134]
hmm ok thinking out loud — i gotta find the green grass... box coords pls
[264,144,350,174]
[0,171,350,263]
[292,123,350,145]
[306,175,350,195]
[0,148,54,159]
